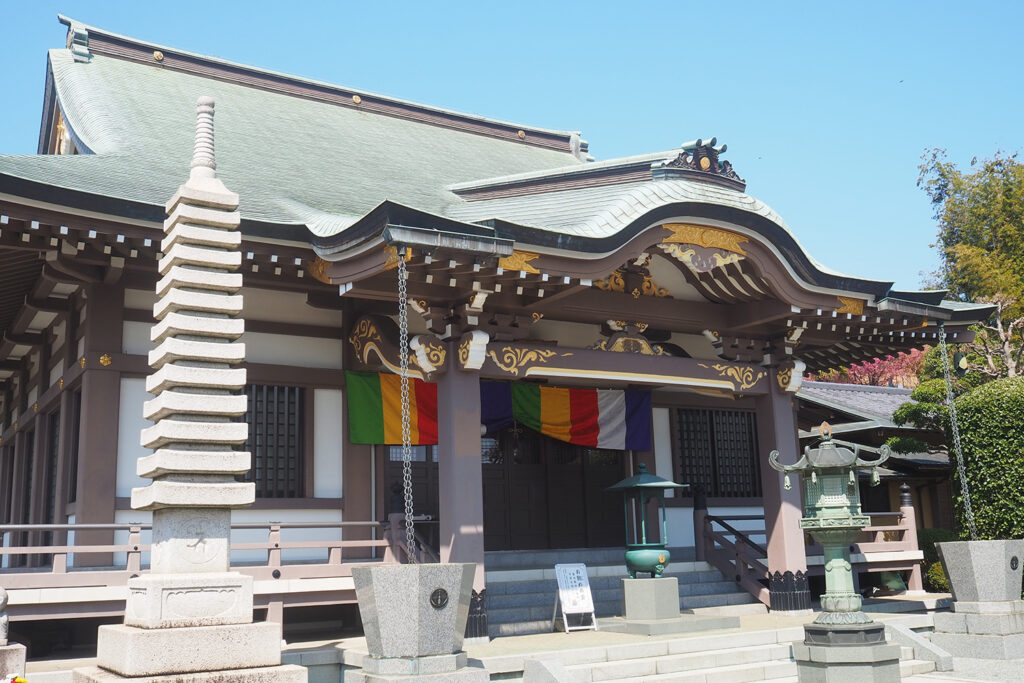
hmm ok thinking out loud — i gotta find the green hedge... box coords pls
[952,377,1024,540]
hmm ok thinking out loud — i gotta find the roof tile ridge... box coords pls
[56,15,584,152]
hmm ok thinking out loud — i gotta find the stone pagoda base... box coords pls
[600,577,740,636]
[930,600,1024,659]
[792,622,901,683]
[73,665,307,683]
[74,622,305,683]
[0,643,26,678]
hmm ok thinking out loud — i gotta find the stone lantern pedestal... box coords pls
[770,425,901,683]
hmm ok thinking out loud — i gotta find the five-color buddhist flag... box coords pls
[345,371,438,445]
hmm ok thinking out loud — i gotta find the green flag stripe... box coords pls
[511,383,542,433]
[346,371,386,444]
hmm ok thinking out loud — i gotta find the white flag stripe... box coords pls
[596,389,626,450]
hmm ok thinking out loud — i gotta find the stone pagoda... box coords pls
[75,98,305,683]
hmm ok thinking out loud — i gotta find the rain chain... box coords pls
[938,321,978,541]
[397,247,418,561]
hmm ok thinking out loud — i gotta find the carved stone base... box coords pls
[769,570,811,612]
[94,622,282,677]
[793,622,900,683]
[125,572,253,628]
[932,599,1024,659]
[73,665,307,683]
[0,643,26,678]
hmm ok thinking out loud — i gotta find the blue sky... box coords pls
[2,1,1022,291]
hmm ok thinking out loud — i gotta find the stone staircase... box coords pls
[476,620,941,682]
[485,548,766,637]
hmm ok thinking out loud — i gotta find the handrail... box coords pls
[704,515,767,556]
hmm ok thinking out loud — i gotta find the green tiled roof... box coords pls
[0,48,585,233]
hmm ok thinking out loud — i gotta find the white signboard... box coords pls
[552,563,598,632]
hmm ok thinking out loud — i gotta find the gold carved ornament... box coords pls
[836,296,865,316]
[659,243,744,272]
[33,403,38,414]
[415,337,447,369]
[591,336,667,356]
[661,223,749,255]
[382,245,412,271]
[498,250,541,274]
[99,353,113,367]
[776,367,793,391]
[307,257,332,285]
[58,378,64,390]
[594,269,625,293]
[79,356,86,368]
[638,274,668,299]
[697,362,765,392]
[486,347,573,376]
[348,318,384,362]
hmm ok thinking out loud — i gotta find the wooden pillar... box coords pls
[435,354,487,638]
[73,283,123,567]
[899,483,924,592]
[755,370,811,612]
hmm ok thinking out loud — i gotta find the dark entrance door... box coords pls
[385,428,628,551]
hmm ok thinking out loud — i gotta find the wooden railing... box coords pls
[699,514,771,606]
[383,513,441,564]
[0,520,407,622]
[694,493,925,609]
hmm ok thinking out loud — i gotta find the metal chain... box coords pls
[397,248,417,561]
[939,321,978,540]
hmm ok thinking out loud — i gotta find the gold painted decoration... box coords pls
[410,335,447,373]
[33,403,38,414]
[697,362,765,392]
[79,356,86,368]
[498,250,541,274]
[590,334,667,356]
[662,223,750,255]
[639,275,668,299]
[776,367,792,391]
[457,330,490,370]
[659,243,744,273]
[458,338,471,367]
[486,346,573,376]
[382,245,412,271]
[58,378,64,390]
[348,317,384,360]
[531,312,544,324]
[775,359,806,393]
[836,296,865,316]
[594,269,626,293]
[99,353,113,367]
[308,257,332,285]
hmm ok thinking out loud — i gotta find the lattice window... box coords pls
[672,408,760,497]
[244,385,304,498]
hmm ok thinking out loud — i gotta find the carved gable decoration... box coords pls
[348,314,446,379]
[651,139,746,189]
[593,255,670,300]
[589,329,667,356]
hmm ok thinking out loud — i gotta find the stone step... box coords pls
[764,659,936,682]
[487,581,746,609]
[486,566,725,587]
[684,602,768,617]
[567,643,791,681]
[613,659,797,683]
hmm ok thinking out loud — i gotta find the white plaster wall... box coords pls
[244,288,342,327]
[665,505,767,549]
[116,378,150,498]
[313,389,344,497]
[652,408,675,497]
[529,320,598,348]
[244,332,343,369]
[125,288,156,311]
[27,386,37,406]
[76,336,84,359]
[122,321,154,355]
[49,362,63,389]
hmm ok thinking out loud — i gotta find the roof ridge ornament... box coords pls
[62,17,91,62]
[651,138,746,190]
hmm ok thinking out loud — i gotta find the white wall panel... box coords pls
[116,378,150,498]
[122,321,154,355]
[313,389,344,497]
[244,332,342,369]
[665,505,766,548]
[652,407,674,497]
[244,288,343,327]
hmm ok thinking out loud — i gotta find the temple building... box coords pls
[0,17,990,639]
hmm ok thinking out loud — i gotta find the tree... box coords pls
[919,149,1024,377]
[808,349,924,387]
